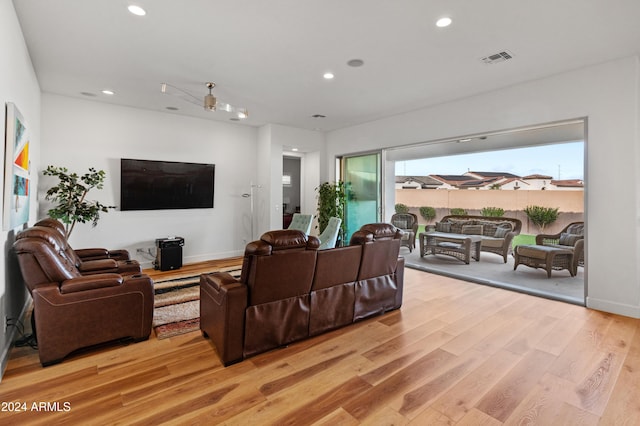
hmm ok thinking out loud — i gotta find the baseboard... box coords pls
[0,299,32,382]
[586,296,640,319]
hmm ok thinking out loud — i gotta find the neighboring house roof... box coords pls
[551,179,584,188]
[466,171,521,179]
[395,175,443,188]
[521,174,554,180]
[457,177,503,189]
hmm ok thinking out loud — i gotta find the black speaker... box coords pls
[155,237,184,271]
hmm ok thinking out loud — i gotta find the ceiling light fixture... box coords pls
[161,82,248,119]
[101,89,115,95]
[323,72,335,80]
[436,17,452,27]
[127,5,146,16]
[204,82,216,111]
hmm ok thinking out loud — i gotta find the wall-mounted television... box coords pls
[120,158,215,211]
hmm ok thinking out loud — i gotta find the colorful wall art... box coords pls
[3,102,31,230]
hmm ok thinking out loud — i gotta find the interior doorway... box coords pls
[282,156,301,228]
[386,119,587,305]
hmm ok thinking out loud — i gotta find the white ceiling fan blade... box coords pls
[160,82,202,108]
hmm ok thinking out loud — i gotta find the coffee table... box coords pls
[419,231,482,264]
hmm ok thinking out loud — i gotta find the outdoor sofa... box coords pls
[427,214,522,262]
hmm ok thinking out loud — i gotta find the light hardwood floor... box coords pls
[2,264,640,425]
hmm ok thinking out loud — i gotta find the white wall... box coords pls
[327,55,640,318]
[0,0,41,378]
[40,94,258,266]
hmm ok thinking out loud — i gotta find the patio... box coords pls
[402,246,585,306]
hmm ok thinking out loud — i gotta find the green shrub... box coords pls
[524,205,559,232]
[481,207,505,217]
[450,208,467,215]
[419,206,436,223]
[395,203,409,214]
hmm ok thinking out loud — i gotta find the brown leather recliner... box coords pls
[33,218,141,275]
[200,223,404,366]
[13,225,154,366]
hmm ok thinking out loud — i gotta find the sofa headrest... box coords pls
[349,231,374,245]
[359,223,401,240]
[34,218,66,237]
[16,226,66,252]
[247,230,320,254]
[349,223,401,245]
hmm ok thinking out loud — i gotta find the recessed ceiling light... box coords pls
[292,148,299,152]
[166,106,178,111]
[323,72,334,80]
[436,17,452,27]
[347,59,364,67]
[128,5,146,16]
[101,89,115,95]
[312,114,326,118]
[80,92,97,97]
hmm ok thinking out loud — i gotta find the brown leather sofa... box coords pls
[13,224,154,366]
[200,223,405,366]
[33,218,141,275]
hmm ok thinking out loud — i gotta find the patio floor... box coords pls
[402,246,585,306]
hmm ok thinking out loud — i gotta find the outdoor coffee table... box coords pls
[419,231,482,264]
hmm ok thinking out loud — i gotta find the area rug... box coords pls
[153,266,241,339]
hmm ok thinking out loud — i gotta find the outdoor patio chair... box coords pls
[391,212,418,252]
[535,221,584,274]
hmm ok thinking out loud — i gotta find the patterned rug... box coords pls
[153,266,242,339]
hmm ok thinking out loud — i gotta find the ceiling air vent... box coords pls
[480,50,514,64]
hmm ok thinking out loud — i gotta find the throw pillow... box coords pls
[462,224,483,235]
[494,226,511,238]
[559,232,581,246]
[435,222,451,233]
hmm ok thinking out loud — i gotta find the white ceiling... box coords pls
[12,0,640,131]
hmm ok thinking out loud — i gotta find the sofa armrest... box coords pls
[74,248,110,260]
[200,272,248,366]
[60,273,124,294]
[75,248,131,261]
[78,258,118,273]
[535,232,561,245]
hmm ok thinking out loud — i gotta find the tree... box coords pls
[419,206,436,224]
[524,205,559,232]
[43,165,115,238]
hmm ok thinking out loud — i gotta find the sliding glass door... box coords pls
[341,152,382,241]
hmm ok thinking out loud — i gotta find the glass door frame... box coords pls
[338,150,385,241]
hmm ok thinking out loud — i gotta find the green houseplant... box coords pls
[43,165,115,238]
[316,181,346,245]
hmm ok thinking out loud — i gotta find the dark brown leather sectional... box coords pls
[13,220,154,366]
[200,223,405,366]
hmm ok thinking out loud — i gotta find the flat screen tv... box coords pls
[120,158,214,211]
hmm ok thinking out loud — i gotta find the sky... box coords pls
[395,141,584,180]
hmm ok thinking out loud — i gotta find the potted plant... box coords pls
[43,165,115,238]
[316,181,346,246]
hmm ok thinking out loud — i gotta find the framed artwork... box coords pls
[3,102,31,230]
